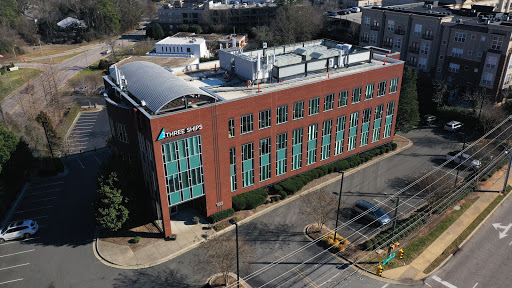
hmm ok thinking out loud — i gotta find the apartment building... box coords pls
[360,1,512,98]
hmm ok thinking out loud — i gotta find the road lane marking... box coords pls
[0,278,23,285]
[492,223,512,239]
[77,158,85,168]
[432,275,457,288]
[28,189,60,196]
[32,182,64,188]
[14,206,53,214]
[472,283,478,288]
[381,284,389,288]
[275,253,318,288]
[0,249,35,258]
[31,197,57,202]
[425,283,432,287]
[0,263,30,271]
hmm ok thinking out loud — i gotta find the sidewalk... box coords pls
[381,166,511,281]
[93,136,413,269]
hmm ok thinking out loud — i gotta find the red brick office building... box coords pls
[104,40,404,238]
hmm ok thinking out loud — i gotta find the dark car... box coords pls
[422,114,437,125]
[352,200,391,226]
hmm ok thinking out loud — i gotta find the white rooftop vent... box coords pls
[141,100,146,107]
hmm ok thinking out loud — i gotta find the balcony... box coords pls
[394,29,405,35]
[383,42,393,48]
[370,25,380,31]
[360,37,369,43]
[409,46,420,54]
[422,33,433,40]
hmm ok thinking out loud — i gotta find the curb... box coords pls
[93,136,413,269]
[1,182,30,228]
[420,187,512,279]
[303,224,423,286]
[206,272,252,288]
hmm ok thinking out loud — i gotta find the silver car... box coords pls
[0,220,39,243]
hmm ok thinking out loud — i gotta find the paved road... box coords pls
[423,180,512,288]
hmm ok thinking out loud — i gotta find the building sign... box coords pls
[157,124,203,141]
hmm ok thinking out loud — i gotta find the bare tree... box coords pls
[480,103,507,133]
[432,80,448,108]
[200,234,252,286]
[414,171,451,206]
[300,189,338,231]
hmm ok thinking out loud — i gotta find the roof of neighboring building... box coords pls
[451,23,489,32]
[156,37,206,45]
[119,61,214,114]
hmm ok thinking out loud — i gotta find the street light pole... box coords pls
[334,171,345,240]
[454,129,467,189]
[229,219,240,288]
[502,150,512,193]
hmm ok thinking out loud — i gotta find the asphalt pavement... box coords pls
[424,178,512,288]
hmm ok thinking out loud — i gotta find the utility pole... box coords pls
[454,128,467,189]
[229,219,240,288]
[334,171,345,240]
[391,197,400,240]
[40,120,58,169]
[502,150,512,193]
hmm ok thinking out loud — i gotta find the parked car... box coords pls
[101,49,111,55]
[423,114,437,125]
[0,220,39,243]
[328,10,338,16]
[446,150,481,170]
[242,3,247,7]
[75,87,88,94]
[95,86,105,95]
[349,7,361,12]
[444,120,463,132]
[352,200,391,226]
[338,9,350,15]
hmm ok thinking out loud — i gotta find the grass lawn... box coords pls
[56,102,81,137]
[0,68,43,100]
[20,42,99,58]
[364,198,476,270]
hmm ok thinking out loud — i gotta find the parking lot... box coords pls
[66,107,111,155]
[0,148,112,287]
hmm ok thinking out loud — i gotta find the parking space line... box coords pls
[77,158,85,168]
[31,216,48,220]
[31,197,57,202]
[342,223,370,239]
[32,182,64,188]
[0,263,30,271]
[0,278,23,285]
[0,237,38,246]
[76,130,92,132]
[93,155,101,164]
[0,249,35,258]
[373,199,406,217]
[28,189,60,196]
[14,206,53,214]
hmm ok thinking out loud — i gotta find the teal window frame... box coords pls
[383,101,395,138]
[390,77,399,94]
[307,124,318,165]
[241,142,254,187]
[293,101,305,120]
[348,112,359,151]
[259,109,271,130]
[360,108,372,147]
[240,114,254,135]
[162,135,205,206]
[277,105,288,124]
[321,119,332,160]
[276,132,287,176]
[378,80,387,97]
[334,115,346,156]
[309,97,320,116]
[230,147,237,191]
[292,128,303,171]
[372,104,384,143]
[324,93,334,111]
[339,90,348,107]
[259,137,271,182]
[352,87,362,104]
[365,83,374,101]
[228,118,235,138]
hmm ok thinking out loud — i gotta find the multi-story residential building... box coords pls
[103,40,404,238]
[158,1,278,32]
[361,1,512,99]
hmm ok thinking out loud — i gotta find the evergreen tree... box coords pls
[397,69,420,133]
[146,24,164,40]
[95,172,129,231]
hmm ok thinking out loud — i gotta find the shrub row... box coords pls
[270,143,396,196]
[209,208,235,223]
[362,214,427,251]
[232,189,268,211]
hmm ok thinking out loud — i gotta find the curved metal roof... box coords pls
[119,61,214,114]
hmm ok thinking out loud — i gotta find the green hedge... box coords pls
[209,208,235,223]
[361,213,426,250]
[231,189,268,211]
